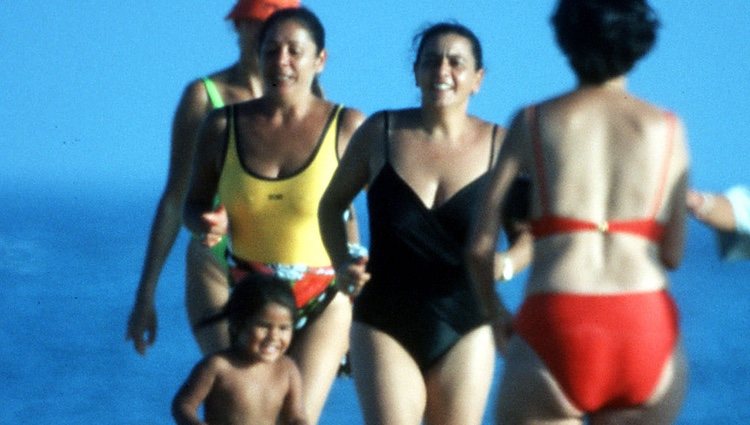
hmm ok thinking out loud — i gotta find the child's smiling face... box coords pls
[236,302,294,363]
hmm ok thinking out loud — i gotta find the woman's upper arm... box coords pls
[472,111,528,255]
[325,112,382,207]
[659,117,690,269]
[166,80,211,200]
[336,107,367,158]
[185,108,227,209]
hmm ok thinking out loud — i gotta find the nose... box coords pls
[274,47,291,67]
[435,57,451,76]
[266,326,281,340]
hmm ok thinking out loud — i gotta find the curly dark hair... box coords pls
[552,0,660,83]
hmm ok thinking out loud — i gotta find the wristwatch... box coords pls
[500,254,514,282]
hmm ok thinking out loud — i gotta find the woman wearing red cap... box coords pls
[185,7,364,424]
[127,0,302,357]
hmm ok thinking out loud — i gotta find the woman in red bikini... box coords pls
[468,0,689,423]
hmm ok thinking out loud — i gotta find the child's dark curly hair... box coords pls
[196,273,296,344]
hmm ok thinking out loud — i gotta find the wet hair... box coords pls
[552,0,659,83]
[413,21,484,70]
[197,273,296,344]
[257,6,325,55]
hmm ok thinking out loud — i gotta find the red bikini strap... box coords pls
[648,112,676,218]
[528,106,551,215]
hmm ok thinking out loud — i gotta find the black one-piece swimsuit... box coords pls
[353,112,496,372]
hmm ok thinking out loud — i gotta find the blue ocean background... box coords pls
[1,179,748,424]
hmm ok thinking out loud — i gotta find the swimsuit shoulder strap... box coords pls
[488,124,499,170]
[226,104,235,147]
[528,105,551,215]
[383,110,392,163]
[201,77,225,109]
[331,104,345,160]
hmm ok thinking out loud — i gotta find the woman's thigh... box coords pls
[424,325,495,425]
[496,336,583,425]
[289,293,352,424]
[185,239,231,354]
[350,322,427,425]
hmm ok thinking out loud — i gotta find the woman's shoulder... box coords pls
[468,114,504,132]
[183,67,233,97]
[335,104,366,131]
[203,65,236,85]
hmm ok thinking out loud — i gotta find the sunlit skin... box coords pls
[172,303,309,425]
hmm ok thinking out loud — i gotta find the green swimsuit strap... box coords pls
[201,77,225,109]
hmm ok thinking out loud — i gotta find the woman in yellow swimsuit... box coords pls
[184,8,364,424]
[126,0,301,356]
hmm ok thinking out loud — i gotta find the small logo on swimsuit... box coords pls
[268,193,284,201]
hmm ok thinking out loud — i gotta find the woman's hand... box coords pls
[334,256,370,297]
[126,299,157,355]
[199,205,228,247]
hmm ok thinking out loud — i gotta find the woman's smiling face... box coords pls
[414,32,484,108]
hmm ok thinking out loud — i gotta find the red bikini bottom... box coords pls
[514,290,679,412]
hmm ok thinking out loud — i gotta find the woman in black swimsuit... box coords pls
[319,22,531,425]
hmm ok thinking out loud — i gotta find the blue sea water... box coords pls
[1,181,748,424]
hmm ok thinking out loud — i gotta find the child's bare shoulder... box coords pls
[198,350,236,373]
[276,355,303,384]
[277,355,300,371]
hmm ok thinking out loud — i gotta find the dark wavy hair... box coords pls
[257,6,325,54]
[413,21,484,70]
[552,0,660,83]
[197,273,296,345]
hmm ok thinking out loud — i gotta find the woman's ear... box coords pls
[471,68,485,95]
[315,49,328,74]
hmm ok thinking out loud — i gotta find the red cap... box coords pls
[226,0,301,22]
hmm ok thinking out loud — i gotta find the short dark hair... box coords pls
[225,273,296,343]
[257,6,325,55]
[552,0,659,83]
[413,21,484,70]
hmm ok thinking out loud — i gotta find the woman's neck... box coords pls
[420,104,470,142]
[229,59,262,96]
[263,91,318,120]
[578,75,628,91]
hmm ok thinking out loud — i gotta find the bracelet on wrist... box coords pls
[500,254,514,282]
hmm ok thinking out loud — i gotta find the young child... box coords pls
[172,273,308,425]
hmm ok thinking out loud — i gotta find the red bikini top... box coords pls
[528,106,676,242]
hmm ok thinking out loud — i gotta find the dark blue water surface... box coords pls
[1,181,748,424]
